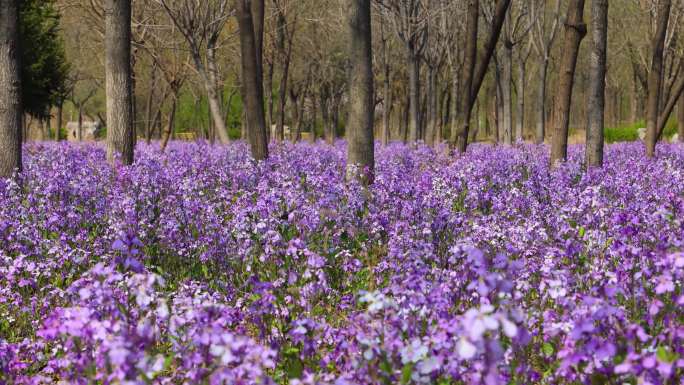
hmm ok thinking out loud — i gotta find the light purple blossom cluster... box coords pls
[1,140,683,384]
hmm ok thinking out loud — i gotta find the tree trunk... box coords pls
[77,104,83,141]
[549,0,587,167]
[655,73,684,139]
[453,0,478,150]
[401,92,410,142]
[425,66,437,146]
[201,50,230,144]
[310,91,317,142]
[144,64,157,143]
[502,42,513,145]
[320,92,332,144]
[536,59,549,143]
[45,118,51,141]
[160,94,177,152]
[251,0,264,86]
[275,5,291,142]
[382,62,391,146]
[56,100,63,141]
[289,89,301,141]
[105,0,134,165]
[678,92,684,142]
[472,99,480,141]
[516,57,526,142]
[408,49,421,144]
[631,71,641,123]
[346,0,375,183]
[495,64,504,143]
[236,0,268,160]
[207,40,223,116]
[586,0,608,168]
[645,0,672,157]
[450,66,461,142]
[276,56,290,142]
[266,60,274,131]
[332,101,340,141]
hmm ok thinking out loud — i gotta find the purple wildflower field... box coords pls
[0,141,683,384]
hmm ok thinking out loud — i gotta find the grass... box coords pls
[604,119,680,143]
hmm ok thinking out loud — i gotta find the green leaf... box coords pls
[656,346,678,363]
[578,226,586,238]
[401,363,414,384]
[542,342,555,357]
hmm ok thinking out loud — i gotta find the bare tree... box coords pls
[423,0,451,146]
[236,0,269,160]
[272,0,298,142]
[0,0,22,178]
[453,0,511,152]
[376,0,428,144]
[549,0,586,166]
[531,0,561,144]
[138,5,191,151]
[450,0,477,149]
[645,0,672,157]
[586,0,608,168]
[158,0,232,144]
[105,0,135,165]
[509,2,535,142]
[378,14,392,145]
[346,0,374,183]
[498,1,534,144]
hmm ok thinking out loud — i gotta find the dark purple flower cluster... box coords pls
[0,141,683,384]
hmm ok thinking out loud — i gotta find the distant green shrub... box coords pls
[604,118,679,143]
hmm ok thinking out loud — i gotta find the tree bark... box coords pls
[450,66,461,142]
[275,3,292,142]
[502,41,513,145]
[200,48,230,144]
[276,52,291,142]
[77,103,83,141]
[345,0,374,183]
[310,90,318,143]
[160,95,177,152]
[236,0,268,160]
[452,0,478,150]
[586,0,608,168]
[472,99,480,141]
[251,0,264,86]
[105,0,134,165]
[469,0,511,104]
[549,0,586,167]
[320,91,332,144]
[536,59,549,143]
[455,0,511,152]
[289,88,302,141]
[265,59,274,132]
[401,91,409,142]
[655,73,684,139]
[144,64,157,143]
[631,71,641,123]
[645,0,672,158]
[495,61,504,143]
[425,66,438,146]
[407,49,421,144]
[516,57,526,142]
[679,92,684,142]
[55,100,63,141]
[382,58,391,146]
